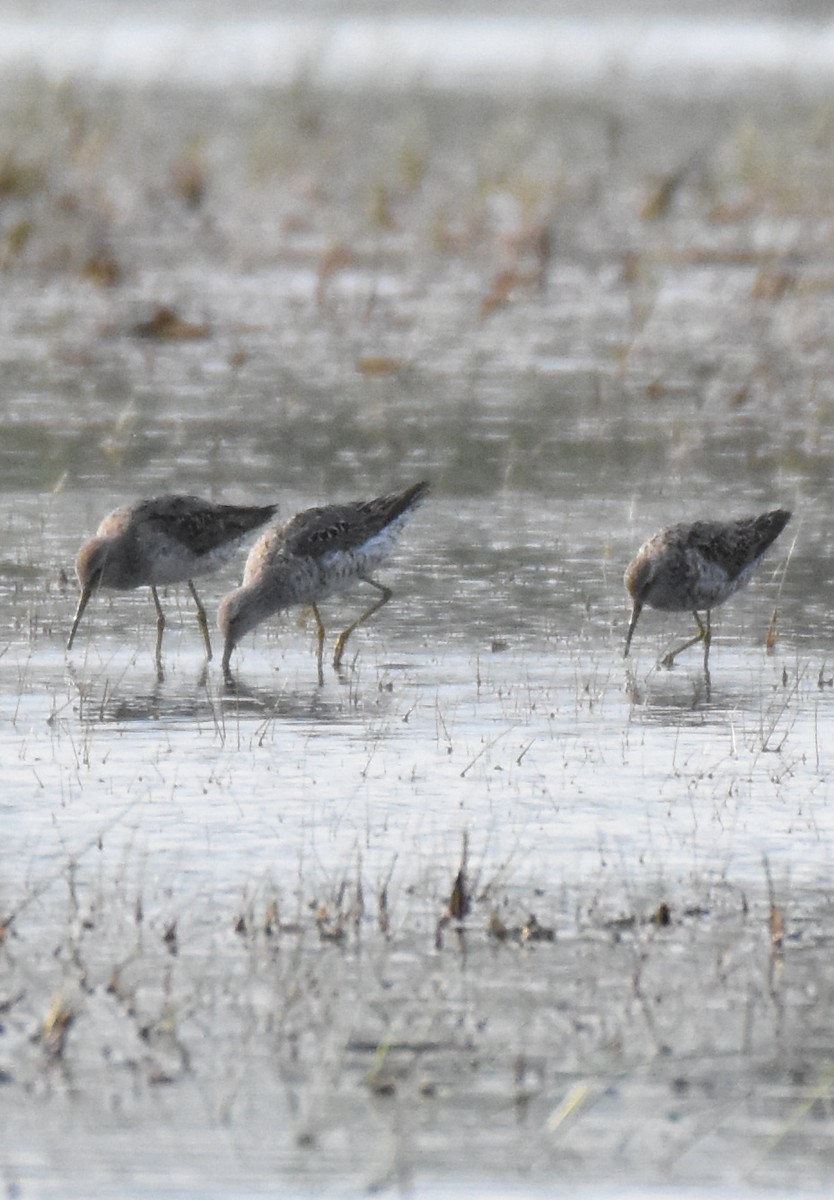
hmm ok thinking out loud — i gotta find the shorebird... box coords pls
[67,495,278,670]
[623,509,791,668]
[218,481,429,682]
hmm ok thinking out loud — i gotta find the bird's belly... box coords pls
[142,539,237,586]
[272,554,364,607]
[647,556,745,612]
[316,541,391,599]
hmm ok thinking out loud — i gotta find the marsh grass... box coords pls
[3,835,834,1193]
[3,39,834,1199]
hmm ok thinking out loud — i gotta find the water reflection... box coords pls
[66,658,401,731]
[626,665,719,723]
[218,673,369,726]
[624,650,784,718]
[69,661,211,726]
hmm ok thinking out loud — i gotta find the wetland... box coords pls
[2,9,834,1196]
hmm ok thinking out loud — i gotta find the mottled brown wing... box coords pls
[280,482,429,559]
[141,495,278,556]
[685,510,790,581]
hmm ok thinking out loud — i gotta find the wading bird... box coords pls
[68,495,278,672]
[218,481,429,683]
[624,509,791,669]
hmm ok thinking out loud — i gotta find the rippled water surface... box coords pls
[4,10,834,1197]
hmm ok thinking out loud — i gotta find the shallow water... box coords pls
[3,11,834,1197]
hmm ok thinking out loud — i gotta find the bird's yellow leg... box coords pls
[333,577,392,670]
[187,580,213,661]
[151,586,166,680]
[661,611,709,669]
[311,602,326,686]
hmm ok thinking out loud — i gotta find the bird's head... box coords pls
[218,587,261,675]
[75,537,112,593]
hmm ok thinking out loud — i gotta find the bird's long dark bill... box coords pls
[67,584,93,650]
[623,602,642,658]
